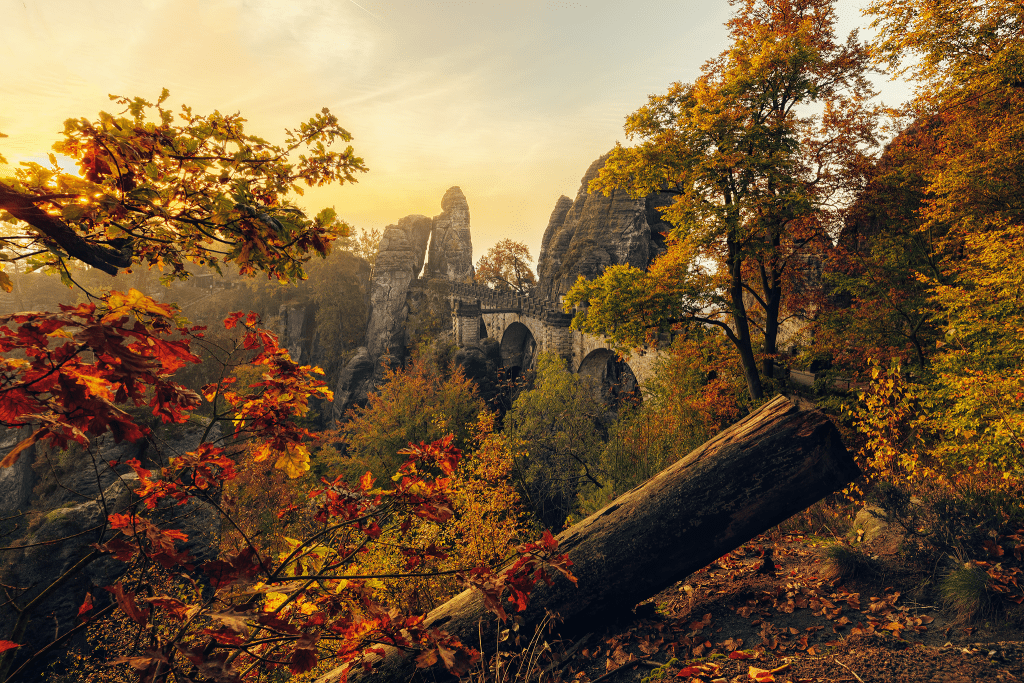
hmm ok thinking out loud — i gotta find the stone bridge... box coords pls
[446,281,664,400]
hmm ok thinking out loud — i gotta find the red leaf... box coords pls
[290,647,319,674]
[728,650,753,660]
[106,584,151,625]
[78,592,94,619]
[0,641,20,654]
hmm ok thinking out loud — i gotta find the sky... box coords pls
[1,0,910,266]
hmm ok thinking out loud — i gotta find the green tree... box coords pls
[566,0,878,400]
[504,353,606,530]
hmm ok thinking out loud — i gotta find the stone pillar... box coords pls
[454,299,482,346]
[542,310,575,364]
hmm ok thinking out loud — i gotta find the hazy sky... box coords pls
[1,0,908,265]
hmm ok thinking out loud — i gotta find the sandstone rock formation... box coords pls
[0,420,222,679]
[365,215,433,361]
[425,186,474,282]
[453,337,502,405]
[334,188,475,422]
[536,153,672,300]
[0,427,37,514]
[332,346,376,423]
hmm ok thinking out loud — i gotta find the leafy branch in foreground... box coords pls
[0,89,366,283]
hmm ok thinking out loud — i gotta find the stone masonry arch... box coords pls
[499,321,538,377]
[577,348,640,406]
[447,281,663,392]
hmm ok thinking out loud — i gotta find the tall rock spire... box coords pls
[425,186,474,282]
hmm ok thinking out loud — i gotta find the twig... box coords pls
[542,632,592,674]
[834,657,866,683]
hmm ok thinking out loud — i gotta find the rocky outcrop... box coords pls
[453,337,502,406]
[425,187,474,283]
[366,215,433,361]
[0,427,37,514]
[332,347,376,422]
[0,420,222,679]
[335,189,474,423]
[536,154,672,300]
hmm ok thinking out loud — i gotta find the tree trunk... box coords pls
[318,395,859,683]
[727,233,764,400]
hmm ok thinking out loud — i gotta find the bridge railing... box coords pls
[446,281,571,322]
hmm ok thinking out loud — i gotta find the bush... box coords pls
[339,356,486,483]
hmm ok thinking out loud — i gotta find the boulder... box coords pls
[853,504,889,544]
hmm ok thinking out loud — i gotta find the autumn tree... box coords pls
[841,0,1024,476]
[813,121,943,373]
[339,225,383,273]
[565,0,878,400]
[475,238,536,295]
[338,355,486,482]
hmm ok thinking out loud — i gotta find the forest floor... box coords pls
[536,523,1024,683]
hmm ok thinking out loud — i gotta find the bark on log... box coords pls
[318,395,859,683]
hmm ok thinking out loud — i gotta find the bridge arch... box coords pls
[500,321,538,378]
[577,348,641,407]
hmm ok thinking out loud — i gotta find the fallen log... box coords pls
[318,395,860,682]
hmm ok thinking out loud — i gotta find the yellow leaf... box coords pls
[264,591,286,612]
[71,370,115,399]
[101,288,174,324]
[252,443,272,463]
[0,272,12,294]
[0,428,42,468]
[274,444,310,478]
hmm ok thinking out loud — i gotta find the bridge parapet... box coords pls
[447,281,567,317]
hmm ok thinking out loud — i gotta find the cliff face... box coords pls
[536,154,672,300]
[0,421,222,679]
[366,215,434,360]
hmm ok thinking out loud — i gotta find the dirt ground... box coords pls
[532,528,1024,683]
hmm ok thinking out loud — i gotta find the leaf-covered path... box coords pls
[535,531,1024,683]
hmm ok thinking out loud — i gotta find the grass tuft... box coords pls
[821,543,879,581]
[940,562,994,624]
